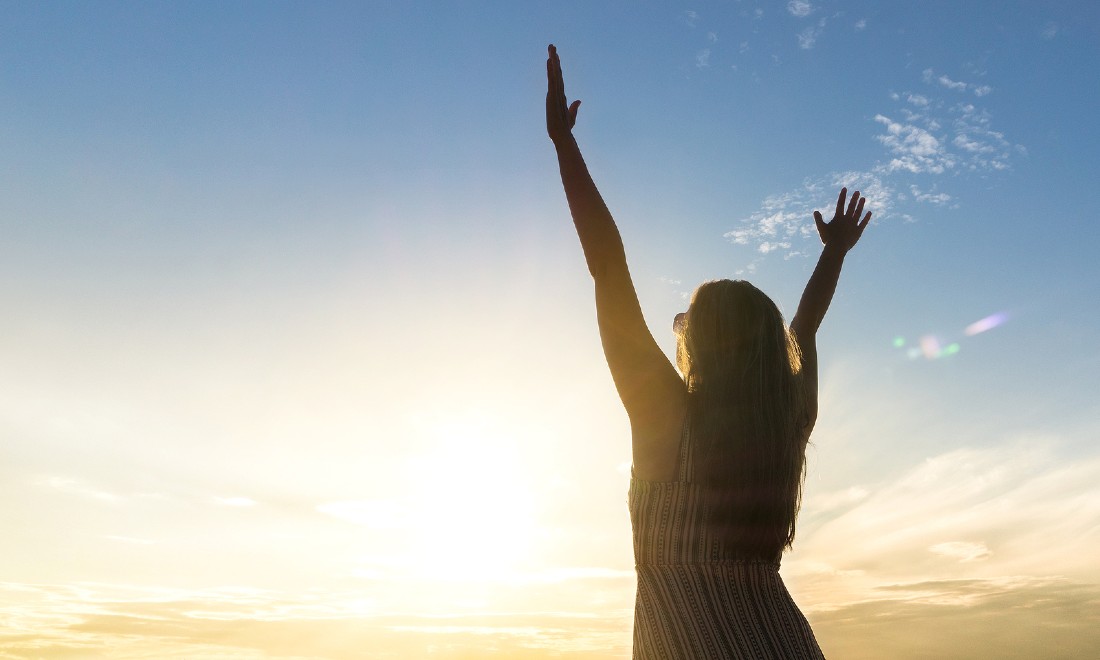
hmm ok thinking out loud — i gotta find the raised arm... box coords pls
[546,45,685,478]
[546,45,625,280]
[790,187,871,430]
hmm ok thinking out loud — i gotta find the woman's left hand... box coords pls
[814,188,871,252]
[546,44,581,143]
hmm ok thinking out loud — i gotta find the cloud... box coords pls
[854,18,867,31]
[726,68,1021,258]
[42,476,124,503]
[724,172,893,256]
[874,90,1018,175]
[803,486,870,516]
[928,541,991,562]
[316,499,404,528]
[796,16,828,49]
[797,26,820,49]
[908,185,951,205]
[793,442,1100,585]
[696,49,711,68]
[874,114,953,174]
[104,534,158,545]
[681,10,698,28]
[809,578,1100,660]
[787,0,814,18]
[783,438,1100,657]
[1041,22,1059,40]
[0,581,635,658]
[936,73,968,91]
[212,496,256,507]
[923,67,994,97]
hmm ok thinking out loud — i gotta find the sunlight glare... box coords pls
[404,414,542,584]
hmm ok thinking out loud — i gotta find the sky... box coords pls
[1,1,1099,658]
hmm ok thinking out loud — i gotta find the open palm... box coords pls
[814,188,871,252]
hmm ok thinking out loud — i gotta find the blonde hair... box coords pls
[676,280,808,559]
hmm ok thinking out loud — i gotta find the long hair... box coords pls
[676,280,808,559]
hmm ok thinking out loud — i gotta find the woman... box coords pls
[546,45,870,659]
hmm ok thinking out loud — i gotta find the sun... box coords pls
[402,414,542,583]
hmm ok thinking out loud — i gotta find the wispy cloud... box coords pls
[929,71,967,92]
[724,172,893,258]
[42,476,124,503]
[874,114,952,174]
[810,577,1100,659]
[797,25,820,49]
[791,439,1100,656]
[696,48,712,68]
[317,499,404,529]
[103,534,158,545]
[929,541,991,562]
[787,0,814,18]
[726,68,1021,256]
[1040,22,1059,40]
[212,496,257,507]
[795,16,828,49]
[908,184,952,205]
[854,18,867,31]
[0,581,635,658]
[922,67,993,97]
[795,442,1100,584]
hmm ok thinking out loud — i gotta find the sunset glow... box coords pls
[2,2,1099,658]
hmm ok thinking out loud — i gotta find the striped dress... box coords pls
[628,427,824,659]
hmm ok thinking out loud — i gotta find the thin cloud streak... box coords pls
[0,581,634,659]
[810,577,1100,659]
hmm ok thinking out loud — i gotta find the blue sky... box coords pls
[2,2,1099,658]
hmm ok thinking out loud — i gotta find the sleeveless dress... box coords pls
[628,426,825,659]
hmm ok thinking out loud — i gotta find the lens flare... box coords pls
[920,335,941,359]
[965,312,1008,336]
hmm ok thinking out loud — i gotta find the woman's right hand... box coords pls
[546,44,581,143]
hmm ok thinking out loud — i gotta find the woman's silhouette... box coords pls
[546,45,870,659]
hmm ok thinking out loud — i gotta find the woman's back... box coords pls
[629,425,825,659]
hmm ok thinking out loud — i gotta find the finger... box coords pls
[858,211,871,233]
[847,191,861,217]
[547,51,558,95]
[814,210,826,237]
[855,196,866,220]
[569,99,581,126]
[548,45,561,80]
[835,188,846,219]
